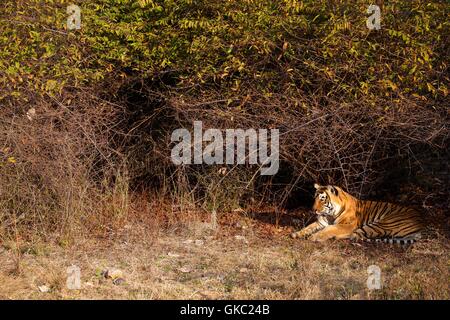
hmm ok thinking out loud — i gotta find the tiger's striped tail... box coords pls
[357,233,421,245]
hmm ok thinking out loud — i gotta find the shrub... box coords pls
[0,0,448,238]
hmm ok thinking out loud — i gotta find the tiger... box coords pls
[290,183,424,244]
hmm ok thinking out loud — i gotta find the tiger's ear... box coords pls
[314,183,321,190]
[329,186,338,196]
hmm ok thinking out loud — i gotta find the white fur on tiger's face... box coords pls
[313,184,342,221]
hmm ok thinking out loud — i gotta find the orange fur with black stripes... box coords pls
[291,183,424,243]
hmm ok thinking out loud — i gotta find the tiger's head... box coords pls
[312,183,344,220]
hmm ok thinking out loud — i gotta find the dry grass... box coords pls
[0,210,448,300]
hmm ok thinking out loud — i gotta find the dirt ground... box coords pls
[0,211,449,300]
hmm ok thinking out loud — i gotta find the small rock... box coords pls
[234,235,248,243]
[26,108,36,121]
[38,285,50,293]
[183,239,194,245]
[112,278,125,285]
[178,266,191,273]
[167,252,181,258]
[102,268,124,280]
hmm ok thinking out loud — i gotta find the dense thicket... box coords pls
[0,0,448,237]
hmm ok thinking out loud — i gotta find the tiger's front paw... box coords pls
[309,233,328,242]
[290,231,303,239]
[291,230,309,239]
[350,230,365,242]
